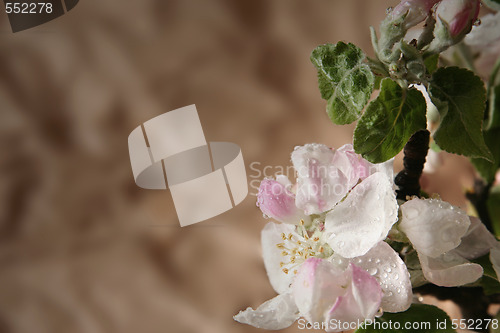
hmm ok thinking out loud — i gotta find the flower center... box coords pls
[276,220,326,275]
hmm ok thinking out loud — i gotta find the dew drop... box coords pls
[385,267,392,273]
[382,273,388,278]
[369,268,378,275]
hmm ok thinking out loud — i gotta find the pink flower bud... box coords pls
[392,0,441,29]
[257,178,304,224]
[435,0,480,37]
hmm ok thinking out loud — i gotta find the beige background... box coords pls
[0,1,476,332]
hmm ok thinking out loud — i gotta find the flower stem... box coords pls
[394,130,430,200]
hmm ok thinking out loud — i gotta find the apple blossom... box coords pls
[234,220,413,330]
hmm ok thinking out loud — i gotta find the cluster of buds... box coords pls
[375,0,481,84]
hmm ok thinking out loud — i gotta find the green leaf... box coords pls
[429,67,493,161]
[356,304,456,333]
[424,54,439,75]
[473,254,498,280]
[482,0,500,11]
[353,78,427,163]
[488,84,500,130]
[472,253,500,295]
[488,186,500,238]
[481,276,500,296]
[471,128,500,183]
[311,42,374,124]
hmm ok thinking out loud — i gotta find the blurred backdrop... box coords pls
[0,0,476,332]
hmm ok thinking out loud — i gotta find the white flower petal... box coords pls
[352,242,412,313]
[400,198,470,258]
[292,143,349,215]
[262,222,297,294]
[419,251,483,287]
[292,258,347,324]
[325,172,398,258]
[465,12,500,47]
[233,292,299,330]
[453,217,498,260]
[368,158,394,182]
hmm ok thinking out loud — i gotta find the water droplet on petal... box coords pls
[369,268,378,275]
[405,207,418,219]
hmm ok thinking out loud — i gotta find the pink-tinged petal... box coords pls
[490,247,500,280]
[453,217,498,260]
[233,292,299,330]
[352,242,412,313]
[400,198,470,258]
[261,222,297,294]
[292,258,347,324]
[292,144,349,215]
[419,251,483,287]
[436,0,480,37]
[324,172,398,258]
[332,144,394,189]
[257,177,306,224]
[332,144,371,190]
[326,264,382,327]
